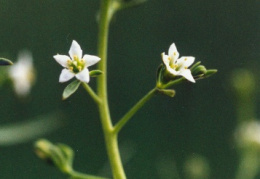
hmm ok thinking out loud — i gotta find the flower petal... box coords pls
[168,43,179,59]
[83,55,101,67]
[75,68,90,83]
[59,69,75,83]
[69,40,83,59]
[178,56,195,68]
[162,53,170,66]
[53,55,70,67]
[180,69,195,83]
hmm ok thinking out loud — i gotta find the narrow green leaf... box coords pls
[62,80,81,100]
[0,58,13,66]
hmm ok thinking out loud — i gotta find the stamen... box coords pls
[67,55,85,73]
[170,64,178,69]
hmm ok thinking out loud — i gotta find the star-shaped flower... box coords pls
[53,40,101,83]
[162,43,195,83]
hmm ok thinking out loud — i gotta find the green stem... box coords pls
[69,170,108,179]
[160,77,184,89]
[114,88,157,134]
[97,0,126,179]
[81,83,101,104]
[114,77,185,134]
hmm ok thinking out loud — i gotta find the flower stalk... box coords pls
[81,83,101,104]
[114,88,157,134]
[97,0,126,178]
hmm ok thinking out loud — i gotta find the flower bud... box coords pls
[157,88,176,97]
[192,65,207,79]
[34,139,54,165]
[204,69,217,77]
[34,139,74,174]
[191,61,217,80]
[89,70,103,77]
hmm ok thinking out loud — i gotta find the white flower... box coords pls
[162,43,195,83]
[8,50,35,97]
[53,40,101,83]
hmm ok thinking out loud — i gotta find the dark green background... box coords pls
[0,0,259,178]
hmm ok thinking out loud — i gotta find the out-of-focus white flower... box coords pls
[8,50,35,97]
[53,40,101,83]
[162,43,195,83]
[235,120,260,148]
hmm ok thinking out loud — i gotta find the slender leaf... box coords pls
[62,80,81,100]
[0,58,13,66]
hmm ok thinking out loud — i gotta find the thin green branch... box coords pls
[114,88,157,134]
[81,83,101,104]
[114,77,186,134]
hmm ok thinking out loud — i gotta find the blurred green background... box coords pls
[0,0,259,178]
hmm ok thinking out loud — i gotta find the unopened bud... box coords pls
[89,70,103,77]
[34,139,55,165]
[192,65,207,79]
[34,139,74,174]
[191,61,217,80]
[157,88,176,97]
[204,69,217,78]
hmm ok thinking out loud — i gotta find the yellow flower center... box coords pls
[67,55,85,73]
[168,56,178,69]
[168,56,188,71]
